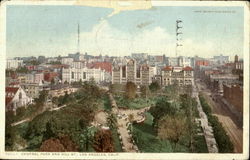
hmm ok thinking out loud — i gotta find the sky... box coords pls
[6,5,244,59]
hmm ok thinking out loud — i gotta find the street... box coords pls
[195,79,243,153]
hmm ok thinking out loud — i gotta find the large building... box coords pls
[60,57,74,65]
[208,74,239,94]
[166,56,192,67]
[131,53,148,60]
[22,83,43,99]
[234,55,243,70]
[223,84,243,114]
[62,66,107,84]
[6,59,23,69]
[161,66,194,86]
[112,59,155,85]
[68,52,85,61]
[213,54,229,64]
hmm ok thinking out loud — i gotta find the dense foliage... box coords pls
[6,82,104,152]
[149,81,160,92]
[92,129,115,152]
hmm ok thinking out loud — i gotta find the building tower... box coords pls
[176,20,183,57]
[234,55,239,63]
[77,23,80,53]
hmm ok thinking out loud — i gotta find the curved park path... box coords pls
[108,93,149,152]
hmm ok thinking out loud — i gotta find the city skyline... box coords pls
[7,5,244,60]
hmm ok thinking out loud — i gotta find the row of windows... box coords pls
[71,72,87,79]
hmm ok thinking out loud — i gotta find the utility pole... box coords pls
[176,20,183,57]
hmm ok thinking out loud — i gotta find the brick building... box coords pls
[44,72,58,82]
[223,84,243,114]
[161,66,194,86]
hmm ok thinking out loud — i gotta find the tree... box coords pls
[149,81,160,92]
[164,84,179,100]
[107,113,117,129]
[51,78,55,85]
[125,82,137,99]
[34,90,48,105]
[5,124,16,150]
[128,114,134,123]
[43,121,56,141]
[180,94,197,151]
[92,129,114,152]
[80,127,95,151]
[158,115,187,150]
[39,135,78,152]
[140,85,150,98]
[149,97,176,128]
[62,91,69,104]
[64,81,69,84]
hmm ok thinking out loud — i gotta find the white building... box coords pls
[47,57,58,63]
[131,53,148,60]
[213,54,230,64]
[178,56,192,67]
[61,57,74,65]
[6,59,23,69]
[5,87,32,112]
[23,73,44,84]
[62,67,105,84]
[71,61,86,69]
[166,56,192,67]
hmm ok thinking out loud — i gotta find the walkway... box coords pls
[108,93,139,152]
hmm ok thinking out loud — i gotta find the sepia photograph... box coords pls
[0,0,249,159]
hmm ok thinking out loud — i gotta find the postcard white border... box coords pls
[0,1,249,159]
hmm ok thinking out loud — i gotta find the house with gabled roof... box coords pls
[5,87,32,112]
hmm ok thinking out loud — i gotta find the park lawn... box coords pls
[102,94,112,111]
[115,96,157,109]
[132,112,174,152]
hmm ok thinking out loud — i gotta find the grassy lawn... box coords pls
[102,94,112,111]
[115,96,156,109]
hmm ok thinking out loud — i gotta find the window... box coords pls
[71,72,74,79]
[19,92,22,100]
[122,66,126,78]
[136,68,140,78]
[83,72,86,79]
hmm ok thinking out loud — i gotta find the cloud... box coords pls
[73,20,175,56]
[69,20,241,59]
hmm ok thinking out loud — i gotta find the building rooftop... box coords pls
[162,66,172,71]
[6,97,13,106]
[183,66,193,71]
[6,87,19,94]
